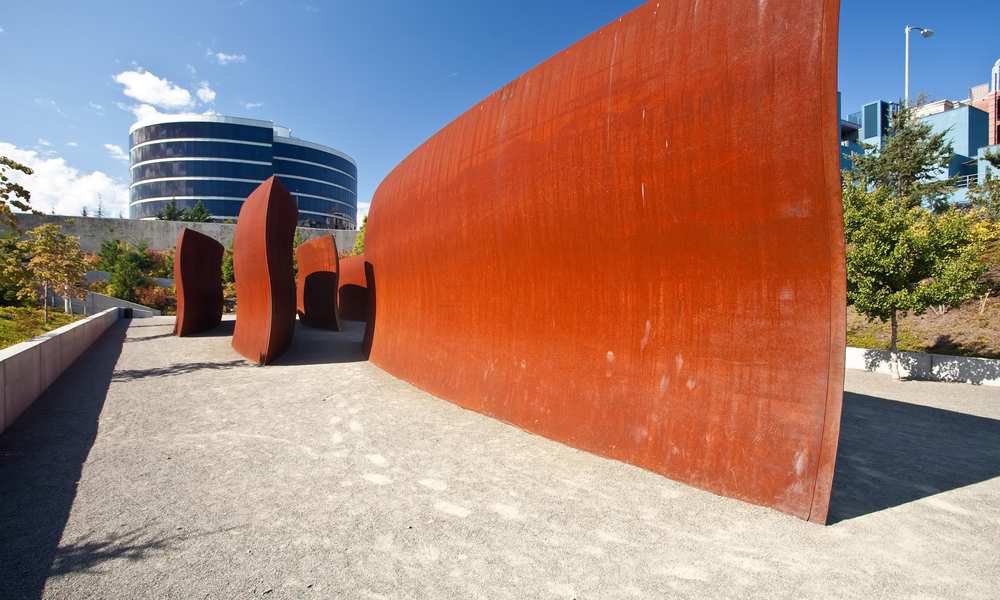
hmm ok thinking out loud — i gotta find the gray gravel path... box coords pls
[1,316,998,599]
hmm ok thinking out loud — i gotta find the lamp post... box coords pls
[905,25,933,104]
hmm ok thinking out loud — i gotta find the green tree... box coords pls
[183,200,212,222]
[352,215,366,255]
[156,198,186,221]
[0,156,38,230]
[222,237,235,284]
[21,224,89,323]
[967,148,1000,220]
[0,229,33,307]
[849,98,957,212]
[292,228,305,280]
[844,173,988,379]
[97,239,152,303]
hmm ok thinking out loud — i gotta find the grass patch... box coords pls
[0,307,86,351]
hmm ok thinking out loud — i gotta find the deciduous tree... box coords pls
[21,224,89,323]
[0,156,38,230]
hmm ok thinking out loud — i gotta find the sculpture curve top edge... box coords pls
[366,0,846,523]
[231,176,298,365]
[173,228,225,337]
[296,234,341,331]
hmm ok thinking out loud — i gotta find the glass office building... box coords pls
[128,114,358,229]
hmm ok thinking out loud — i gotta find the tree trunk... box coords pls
[43,282,48,324]
[890,309,900,380]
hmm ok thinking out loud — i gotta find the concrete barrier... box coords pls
[0,308,120,435]
[845,346,1000,386]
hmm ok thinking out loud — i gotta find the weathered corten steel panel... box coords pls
[173,228,224,337]
[366,0,845,522]
[296,235,341,331]
[231,177,298,365]
[337,254,368,322]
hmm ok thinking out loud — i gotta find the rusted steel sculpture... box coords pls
[173,228,224,336]
[296,235,341,331]
[337,254,368,322]
[366,0,845,523]
[231,176,298,365]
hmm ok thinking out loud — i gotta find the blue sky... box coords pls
[1,0,998,221]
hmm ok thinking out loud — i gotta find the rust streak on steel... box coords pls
[296,235,341,331]
[231,176,298,365]
[173,228,225,337]
[366,0,846,523]
[337,254,368,322]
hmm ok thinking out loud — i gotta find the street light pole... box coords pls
[904,25,934,104]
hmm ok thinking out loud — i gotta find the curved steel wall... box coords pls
[367,0,845,523]
[128,115,358,228]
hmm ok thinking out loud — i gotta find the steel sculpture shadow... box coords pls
[231,176,298,365]
[173,228,224,337]
[296,235,341,331]
[365,0,846,523]
[337,254,368,322]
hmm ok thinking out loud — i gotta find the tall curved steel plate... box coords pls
[337,254,368,322]
[367,0,845,522]
[296,235,341,331]
[232,177,298,365]
[173,228,224,337]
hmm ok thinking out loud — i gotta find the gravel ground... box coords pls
[1,315,998,599]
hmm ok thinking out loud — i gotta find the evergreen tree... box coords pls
[156,198,187,221]
[183,200,212,222]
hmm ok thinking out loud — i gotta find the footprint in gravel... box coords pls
[363,473,392,485]
[366,454,388,466]
[419,479,448,491]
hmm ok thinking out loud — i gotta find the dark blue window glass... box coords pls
[130,141,272,164]
[130,180,261,202]
[272,141,357,179]
[130,122,273,146]
[130,161,273,185]
[278,179,356,205]
[272,160,358,192]
[130,199,246,220]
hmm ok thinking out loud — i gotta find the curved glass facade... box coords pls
[128,115,357,229]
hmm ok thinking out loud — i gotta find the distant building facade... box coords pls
[128,115,358,229]
[840,58,1000,204]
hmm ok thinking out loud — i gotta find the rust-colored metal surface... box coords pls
[296,235,341,331]
[231,177,298,365]
[173,228,224,337]
[366,0,845,522]
[337,254,368,322]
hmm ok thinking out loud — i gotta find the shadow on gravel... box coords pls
[268,320,368,366]
[112,360,247,381]
[0,320,128,599]
[827,391,1000,523]
[49,528,176,577]
[187,318,236,338]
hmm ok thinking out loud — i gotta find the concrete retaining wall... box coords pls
[0,308,120,435]
[845,346,1000,386]
[14,214,359,253]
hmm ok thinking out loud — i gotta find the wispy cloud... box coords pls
[104,144,129,161]
[66,142,77,147]
[35,99,67,118]
[207,48,246,65]
[38,139,52,147]
[196,81,216,103]
[186,64,197,74]
[305,5,319,12]
[242,101,263,110]
[0,142,129,218]
[89,102,104,110]
[113,69,194,109]
[0,27,5,33]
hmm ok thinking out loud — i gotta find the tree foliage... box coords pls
[222,237,235,284]
[185,200,212,222]
[968,148,1000,221]
[352,215,366,255]
[97,239,153,303]
[848,98,957,212]
[155,198,213,222]
[0,156,38,230]
[21,224,90,322]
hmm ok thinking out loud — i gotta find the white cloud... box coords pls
[357,202,371,222]
[89,102,104,110]
[0,142,128,218]
[242,101,263,110]
[104,144,129,162]
[196,81,216,103]
[209,49,246,65]
[38,139,52,147]
[202,109,219,116]
[305,5,319,12]
[66,142,77,147]
[186,64,196,74]
[113,69,193,109]
[0,27,5,33]
[130,103,169,122]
